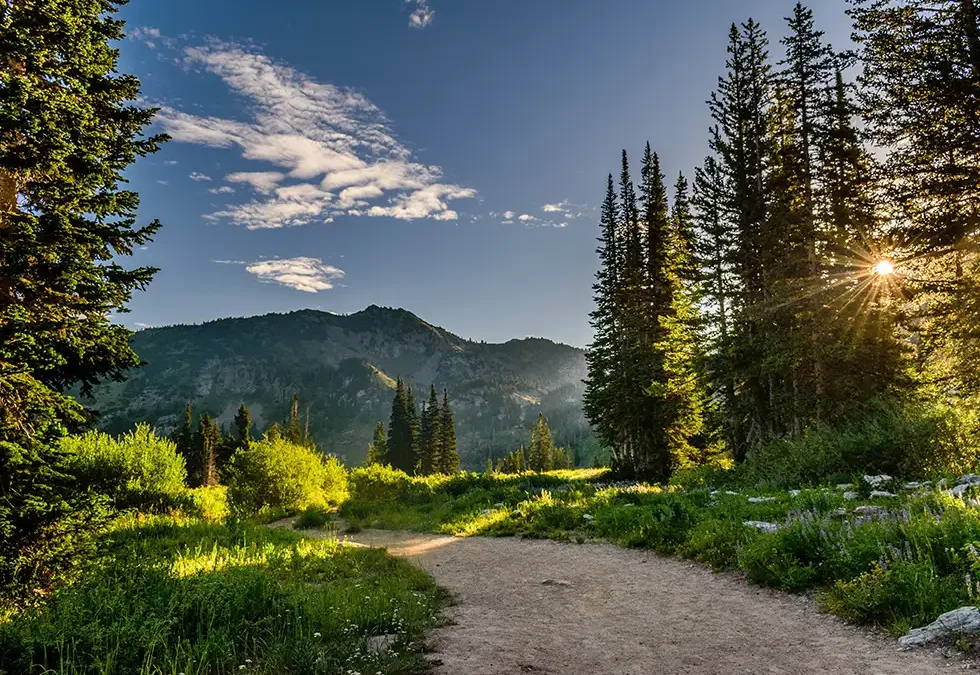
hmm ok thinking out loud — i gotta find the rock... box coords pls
[789,490,801,497]
[582,513,594,521]
[480,509,491,516]
[366,634,398,653]
[830,508,847,517]
[748,497,777,504]
[541,579,571,587]
[899,607,980,648]
[493,503,505,508]
[869,491,897,498]
[863,475,892,488]
[854,505,887,516]
[744,521,779,533]
[959,474,980,486]
[837,483,856,490]
[725,491,739,495]
[843,492,859,500]
[951,484,974,498]
[904,481,928,490]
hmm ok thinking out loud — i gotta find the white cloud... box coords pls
[407,0,434,28]
[241,257,346,293]
[208,186,235,194]
[130,26,162,48]
[189,171,212,181]
[503,210,515,219]
[226,171,285,195]
[518,214,537,222]
[542,200,568,213]
[157,40,473,227]
[164,160,179,166]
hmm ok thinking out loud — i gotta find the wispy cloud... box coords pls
[518,214,537,222]
[189,171,212,181]
[157,40,474,229]
[164,160,179,166]
[542,200,568,213]
[208,186,236,194]
[217,257,346,293]
[497,209,566,229]
[407,0,435,28]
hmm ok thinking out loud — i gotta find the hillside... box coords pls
[86,306,599,467]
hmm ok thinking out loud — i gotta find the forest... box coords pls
[1,0,979,673]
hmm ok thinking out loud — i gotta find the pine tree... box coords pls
[233,403,252,452]
[584,174,623,469]
[528,413,555,472]
[438,391,460,474]
[0,2,165,601]
[195,414,218,487]
[366,421,388,466]
[387,378,416,473]
[285,394,303,445]
[485,457,494,475]
[419,385,442,475]
[173,403,196,469]
[406,386,421,472]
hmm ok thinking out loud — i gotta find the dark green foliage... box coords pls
[194,413,219,488]
[528,412,555,472]
[419,385,442,475]
[438,391,460,474]
[366,420,388,465]
[387,378,419,474]
[234,402,252,451]
[0,0,163,604]
[293,504,332,530]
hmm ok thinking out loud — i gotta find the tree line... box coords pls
[585,0,980,480]
[492,412,574,474]
[366,379,461,475]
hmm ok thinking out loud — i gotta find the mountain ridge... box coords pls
[92,306,599,467]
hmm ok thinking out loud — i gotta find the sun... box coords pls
[873,260,895,276]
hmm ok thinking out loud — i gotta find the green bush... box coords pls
[740,400,955,487]
[61,424,188,511]
[294,505,331,530]
[226,438,348,515]
[188,485,229,522]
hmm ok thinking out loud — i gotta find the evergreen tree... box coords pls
[438,391,460,474]
[366,420,388,466]
[195,414,218,487]
[387,378,415,473]
[285,394,303,445]
[485,457,494,475]
[584,174,623,469]
[528,413,555,472]
[406,386,421,472]
[173,403,195,469]
[233,403,252,452]
[419,385,442,475]
[0,1,164,601]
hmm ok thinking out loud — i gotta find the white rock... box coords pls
[748,497,776,504]
[843,492,860,500]
[863,475,892,488]
[854,505,887,516]
[869,490,897,498]
[950,483,973,498]
[744,521,779,533]
[958,474,980,486]
[899,607,980,648]
[904,481,928,490]
[789,490,801,497]
[837,483,855,490]
[582,513,594,521]
[493,503,505,508]
[480,509,491,516]
[725,491,740,495]
[830,508,847,517]
[366,634,398,653]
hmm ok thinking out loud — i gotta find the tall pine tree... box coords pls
[438,391,460,474]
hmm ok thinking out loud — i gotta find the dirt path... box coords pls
[334,529,956,674]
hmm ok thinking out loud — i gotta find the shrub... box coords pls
[188,485,229,522]
[294,505,331,530]
[226,438,347,515]
[61,424,188,511]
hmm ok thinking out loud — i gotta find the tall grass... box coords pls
[0,516,445,675]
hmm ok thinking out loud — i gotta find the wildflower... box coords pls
[314,632,322,638]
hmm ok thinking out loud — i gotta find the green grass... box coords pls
[0,516,446,675]
[343,467,980,636]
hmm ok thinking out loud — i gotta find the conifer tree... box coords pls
[285,394,303,445]
[0,2,165,601]
[234,403,252,452]
[438,391,460,474]
[419,385,442,475]
[366,421,388,466]
[195,414,218,487]
[406,386,421,472]
[528,413,555,472]
[173,403,195,468]
[584,174,623,469]
[387,378,416,474]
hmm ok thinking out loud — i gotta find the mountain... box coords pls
[86,306,600,468]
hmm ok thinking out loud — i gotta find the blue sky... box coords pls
[119,0,853,347]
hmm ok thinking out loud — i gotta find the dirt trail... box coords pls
[337,529,954,674]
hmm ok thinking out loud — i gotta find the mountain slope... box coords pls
[87,306,599,467]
